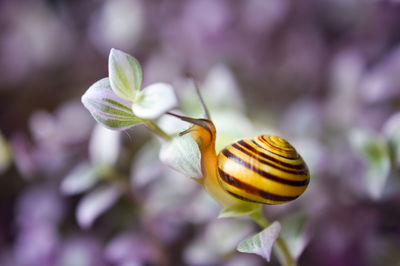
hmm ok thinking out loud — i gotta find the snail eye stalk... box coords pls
[166,73,212,131]
[166,112,212,131]
[186,73,211,120]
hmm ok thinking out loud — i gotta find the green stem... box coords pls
[249,207,269,228]
[143,120,172,141]
[249,208,296,266]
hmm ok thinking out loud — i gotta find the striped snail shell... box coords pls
[217,135,310,205]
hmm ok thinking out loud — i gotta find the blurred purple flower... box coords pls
[240,0,288,35]
[105,232,161,265]
[11,185,64,266]
[161,0,233,72]
[326,49,365,128]
[13,224,59,266]
[10,133,37,178]
[88,0,144,54]
[304,207,379,266]
[56,236,106,266]
[280,98,323,139]
[15,185,64,229]
[29,101,94,146]
[0,1,75,85]
[11,100,93,178]
[0,248,15,266]
[225,254,264,266]
[360,44,400,103]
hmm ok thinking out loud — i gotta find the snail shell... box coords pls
[217,135,310,204]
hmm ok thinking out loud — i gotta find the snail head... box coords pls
[166,112,216,149]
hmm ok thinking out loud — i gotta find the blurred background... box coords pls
[1,0,400,265]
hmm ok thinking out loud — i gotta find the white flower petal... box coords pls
[81,78,143,130]
[132,83,177,119]
[109,48,142,101]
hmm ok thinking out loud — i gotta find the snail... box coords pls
[167,80,310,207]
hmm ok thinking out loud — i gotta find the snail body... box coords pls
[171,115,310,206]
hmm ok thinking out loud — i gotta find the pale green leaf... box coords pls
[184,219,253,265]
[278,212,309,260]
[132,83,177,119]
[237,221,281,262]
[383,112,400,167]
[159,134,202,178]
[81,78,143,130]
[89,124,120,166]
[349,129,391,199]
[76,184,122,229]
[202,64,245,110]
[108,48,142,101]
[212,110,255,153]
[180,64,244,115]
[131,141,164,187]
[60,162,98,195]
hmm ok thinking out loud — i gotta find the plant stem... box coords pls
[143,120,172,141]
[274,238,296,266]
[249,209,296,266]
[249,207,269,228]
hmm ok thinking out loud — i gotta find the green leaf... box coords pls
[132,83,177,119]
[278,212,309,260]
[108,48,142,101]
[383,112,400,167]
[81,78,143,130]
[349,129,391,199]
[237,221,281,262]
